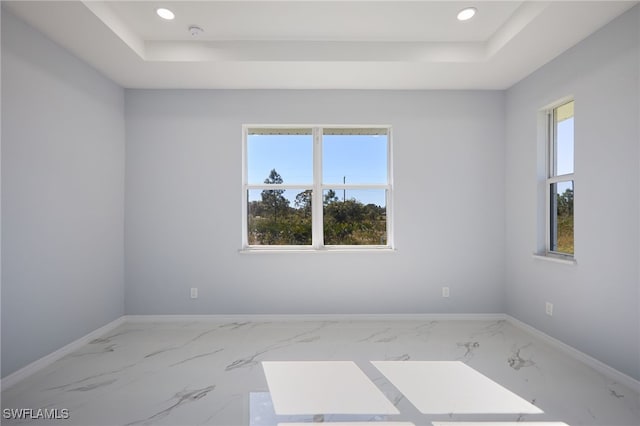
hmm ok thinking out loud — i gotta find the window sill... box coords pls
[532,252,577,265]
[239,247,397,255]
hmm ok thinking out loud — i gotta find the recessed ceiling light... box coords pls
[156,8,175,20]
[457,7,477,21]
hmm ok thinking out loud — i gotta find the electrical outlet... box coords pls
[442,287,450,298]
[545,302,553,316]
[190,288,198,299]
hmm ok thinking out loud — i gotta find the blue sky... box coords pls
[556,117,574,176]
[553,116,574,209]
[247,133,387,206]
[247,119,572,208]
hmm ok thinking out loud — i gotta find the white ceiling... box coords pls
[4,1,638,89]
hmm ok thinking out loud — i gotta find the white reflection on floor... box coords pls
[261,361,399,415]
[372,361,543,415]
[260,360,554,425]
[249,392,391,426]
[432,423,568,426]
[278,423,415,426]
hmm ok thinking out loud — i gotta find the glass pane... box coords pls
[322,129,388,184]
[247,130,313,184]
[247,189,312,245]
[550,181,574,255]
[555,101,574,176]
[323,189,387,245]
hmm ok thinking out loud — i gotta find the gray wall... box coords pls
[125,90,506,315]
[1,10,125,377]
[3,1,638,383]
[505,7,639,380]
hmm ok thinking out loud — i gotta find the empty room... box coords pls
[1,1,639,425]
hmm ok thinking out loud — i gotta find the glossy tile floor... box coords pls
[2,319,639,426]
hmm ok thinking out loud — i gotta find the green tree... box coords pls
[323,198,386,245]
[555,187,574,254]
[557,188,574,216]
[294,190,312,217]
[324,189,338,205]
[261,169,289,221]
[325,199,364,223]
[249,171,386,246]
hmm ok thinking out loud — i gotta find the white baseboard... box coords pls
[123,313,507,323]
[505,314,640,393]
[1,316,126,392]
[3,313,638,395]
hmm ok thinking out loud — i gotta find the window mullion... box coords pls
[246,184,313,190]
[312,127,324,249]
[322,184,390,190]
[550,109,557,178]
[242,126,249,248]
[547,174,574,185]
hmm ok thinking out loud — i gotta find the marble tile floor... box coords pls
[1,319,639,426]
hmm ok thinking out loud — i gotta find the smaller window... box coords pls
[546,100,574,257]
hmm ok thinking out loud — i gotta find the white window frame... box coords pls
[241,124,393,251]
[544,100,574,259]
